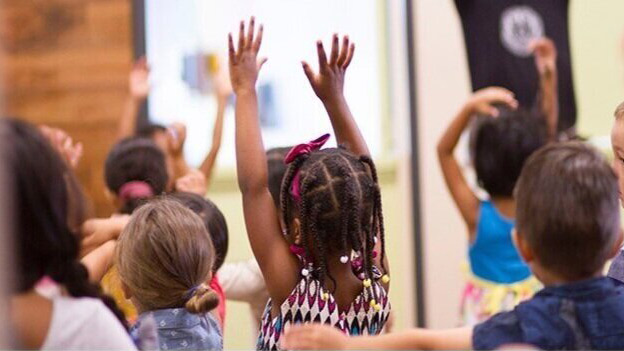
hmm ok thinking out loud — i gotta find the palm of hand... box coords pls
[228,18,266,94]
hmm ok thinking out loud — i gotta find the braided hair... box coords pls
[280,147,387,297]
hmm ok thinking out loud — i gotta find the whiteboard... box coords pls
[145,0,384,167]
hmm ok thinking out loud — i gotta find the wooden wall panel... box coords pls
[0,0,134,216]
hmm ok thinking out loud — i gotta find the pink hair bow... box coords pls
[284,134,330,164]
[284,134,330,202]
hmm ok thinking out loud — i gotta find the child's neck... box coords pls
[491,196,516,219]
[532,265,604,286]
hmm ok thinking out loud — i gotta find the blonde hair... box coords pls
[116,198,219,314]
[615,101,624,120]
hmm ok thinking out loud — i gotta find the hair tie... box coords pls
[184,285,201,300]
[119,181,154,202]
[284,134,330,202]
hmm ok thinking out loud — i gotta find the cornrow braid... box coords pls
[360,155,387,276]
[280,147,387,301]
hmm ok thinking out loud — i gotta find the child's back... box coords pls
[439,88,548,323]
[116,199,222,351]
[474,142,624,350]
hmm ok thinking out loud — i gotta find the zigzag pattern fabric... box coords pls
[256,268,390,350]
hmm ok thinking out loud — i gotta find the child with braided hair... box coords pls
[229,17,390,351]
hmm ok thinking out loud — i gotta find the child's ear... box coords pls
[293,218,302,245]
[609,229,624,259]
[513,229,534,263]
[121,281,132,300]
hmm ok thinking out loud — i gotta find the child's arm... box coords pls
[437,88,517,234]
[167,122,191,179]
[302,35,368,156]
[175,169,208,196]
[79,216,129,258]
[81,240,116,283]
[229,18,300,304]
[282,324,473,350]
[530,38,559,140]
[199,70,231,187]
[118,57,149,140]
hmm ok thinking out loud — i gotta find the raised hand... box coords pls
[529,38,557,76]
[129,56,150,101]
[302,34,355,102]
[228,17,266,94]
[213,63,233,104]
[467,87,518,117]
[167,122,187,157]
[39,125,84,169]
[175,169,208,196]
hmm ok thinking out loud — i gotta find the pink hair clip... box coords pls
[284,134,330,203]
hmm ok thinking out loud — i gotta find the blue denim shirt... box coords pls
[473,277,624,350]
[131,308,222,351]
[608,250,624,285]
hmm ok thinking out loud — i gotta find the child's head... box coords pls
[281,145,385,286]
[0,118,127,326]
[169,192,229,272]
[137,124,168,152]
[610,101,624,205]
[267,147,292,209]
[116,198,219,314]
[104,137,169,214]
[471,108,548,198]
[514,142,622,282]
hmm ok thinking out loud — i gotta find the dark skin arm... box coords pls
[229,17,300,309]
[437,87,517,238]
[302,34,369,157]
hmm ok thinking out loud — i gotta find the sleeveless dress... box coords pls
[256,256,391,351]
[461,201,541,325]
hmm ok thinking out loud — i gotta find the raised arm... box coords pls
[229,18,300,304]
[437,87,517,234]
[118,57,149,140]
[282,324,473,350]
[530,38,559,140]
[81,240,117,283]
[79,216,129,258]
[302,35,368,156]
[199,68,232,186]
[166,122,191,179]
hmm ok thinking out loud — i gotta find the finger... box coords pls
[228,33,236,63]
[247,17,255,49]
[337,35,349,66]
[253,24,264,52]
[238,21,245,52]
[257,57,268,70]
[487,106,500,117]
[329,34,339,65]
[317,40,328,70]
[343,43,355,68]
[301,61,315,83]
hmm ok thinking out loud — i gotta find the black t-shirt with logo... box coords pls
[455,0,575,131]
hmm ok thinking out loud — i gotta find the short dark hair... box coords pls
[266,147,292,209]
[136,124,167,139]
[104,137,168,214]
[515,142,620,280]
[169,192,229,272]
[471,107,548,197]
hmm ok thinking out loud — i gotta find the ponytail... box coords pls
[184,284,220,314]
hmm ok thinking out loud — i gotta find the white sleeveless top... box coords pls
[38,288,137,350]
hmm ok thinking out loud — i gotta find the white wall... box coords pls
[414,0,471,328]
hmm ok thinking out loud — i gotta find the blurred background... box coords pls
[0,0,622,349]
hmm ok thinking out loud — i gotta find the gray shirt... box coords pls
[131,308,222,351]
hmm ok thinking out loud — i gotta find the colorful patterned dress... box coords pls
[256,260,390,351]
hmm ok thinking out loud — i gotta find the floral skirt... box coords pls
[460,264,541,326]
